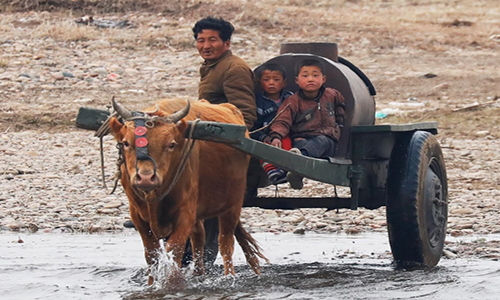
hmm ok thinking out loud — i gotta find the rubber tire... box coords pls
[387,131,448,267]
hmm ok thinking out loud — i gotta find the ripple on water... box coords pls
[1,232,500,300]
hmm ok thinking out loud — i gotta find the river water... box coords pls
[1,231,499,300]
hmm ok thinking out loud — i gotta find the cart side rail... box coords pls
[187,120,352,186]
[350,122,438,134]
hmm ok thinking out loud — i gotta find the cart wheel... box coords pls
[387,131,448,267]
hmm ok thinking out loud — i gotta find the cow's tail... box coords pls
[234,221,270,274]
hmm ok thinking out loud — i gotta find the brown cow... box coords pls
[108,98,268,285]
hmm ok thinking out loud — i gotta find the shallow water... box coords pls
[1,231,500,300]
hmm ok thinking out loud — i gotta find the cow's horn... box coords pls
[166,100,191,123]
[112,96,132,120]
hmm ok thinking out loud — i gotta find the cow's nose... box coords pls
[135,171,159,192]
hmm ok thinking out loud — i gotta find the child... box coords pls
[250,63,293,184]
[268,58,346,189]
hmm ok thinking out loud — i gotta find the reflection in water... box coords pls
[124,263,460,299]
[0,232,499,299]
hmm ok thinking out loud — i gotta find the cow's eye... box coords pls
[167,141,177,151]
[123,141,130,149]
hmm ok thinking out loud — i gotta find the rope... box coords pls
[111,142,148,201]
[109,144,124,195]
[95,112,118,191]
[152,118,200,202]
[95,112,117,138]
[99,137,107,188]
[248,103,291,135]
[95,109,200,200]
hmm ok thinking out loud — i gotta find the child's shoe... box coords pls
[287,148,304,189]
[286,171,303,189]
[268,169,287,185]
[262,162,287,185]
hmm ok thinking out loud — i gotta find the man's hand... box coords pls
[271,138,282,148]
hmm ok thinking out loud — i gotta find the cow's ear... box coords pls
[176,119,188,135]
[109,117,124,141]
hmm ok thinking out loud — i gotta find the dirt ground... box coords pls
[1,0,499,133]
[0,0,499,244]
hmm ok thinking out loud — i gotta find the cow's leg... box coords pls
[156,224,190,287]
[164,213,195,279]
[190,220,206,275]
[202,218,219,269]
[131,214,161,285]
[218,212,239,275]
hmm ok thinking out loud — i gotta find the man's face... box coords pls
[260,70,286,98]
[295,65,326,93]
[196,29,230,62]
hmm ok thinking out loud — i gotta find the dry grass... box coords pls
[136,25,194,49]
[1,12,195,48]
[31,19,100,41]
[3,0,498,50]
[0,0,179,13]
[0,0,498,137]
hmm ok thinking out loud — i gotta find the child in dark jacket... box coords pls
[250,63,293,184]
[269,58,346,189]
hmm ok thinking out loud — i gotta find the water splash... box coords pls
[147,246,192,291]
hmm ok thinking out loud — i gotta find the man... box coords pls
[194,16,261,199]
[125,18,257,267]
[193,16,257,128]
[188,16,257,268]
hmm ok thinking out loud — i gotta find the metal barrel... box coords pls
[280,42,339,62]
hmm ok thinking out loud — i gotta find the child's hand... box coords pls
[271,138,282,148]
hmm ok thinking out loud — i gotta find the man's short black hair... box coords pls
[256,63,288,80]
[295,58,325,76]
[192,17,235,42]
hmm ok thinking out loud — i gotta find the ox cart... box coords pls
[77,43,448,268]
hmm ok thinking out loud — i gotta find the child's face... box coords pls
[260,70,286,97]
[295,65,326,93]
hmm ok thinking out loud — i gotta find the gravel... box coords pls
[1,9,500,260]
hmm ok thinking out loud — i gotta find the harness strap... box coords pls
[110,118,201,202]
[152,118,200,202]
[132,112,158,179]
[113,142,149,201]
[109,143,124,195]
[99,136,107,188]
[132,112,150,160]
